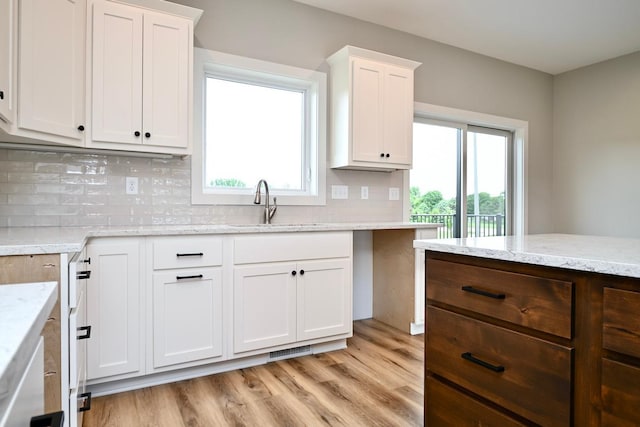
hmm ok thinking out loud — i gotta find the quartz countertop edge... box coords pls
[0,222,440,256]
[413,233,640,279]
[0,281,57,415]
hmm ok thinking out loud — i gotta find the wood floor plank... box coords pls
[83,319,424,427]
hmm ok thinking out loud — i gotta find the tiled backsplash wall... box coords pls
[0,147,404,227]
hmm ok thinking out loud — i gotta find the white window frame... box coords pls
[408,102,528,237]
[192,48,326,205]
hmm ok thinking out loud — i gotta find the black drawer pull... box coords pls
[30,410,64,427]
[176,252,204,257]
[461,286,505,299]
[176,274,204,280]
[77,325,92,340]
[78,392,92,412]
[82,257,91,264]
[77,270,91,280]
[461,352,505,372]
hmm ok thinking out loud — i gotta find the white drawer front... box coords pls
[69,289,89,390]
[234,232,352,265]
[153,236,223,270]
[69,256,90,309]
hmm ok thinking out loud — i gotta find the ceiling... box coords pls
[291,0,640,75]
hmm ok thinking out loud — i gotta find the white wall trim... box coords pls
[408,101,529,236]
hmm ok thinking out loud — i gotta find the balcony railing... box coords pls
[410,214,505,239]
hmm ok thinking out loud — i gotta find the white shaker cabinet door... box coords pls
[296,258,352,341]
[382,64,413,166]
[18,0,85,142]
[351,57,384,163]
[233,263,297,353]
[142,11,190,149]
[152,268,223,368]
[91,1,143,145]
[0,0,16,124]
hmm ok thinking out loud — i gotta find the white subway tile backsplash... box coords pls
[0,147,405,227]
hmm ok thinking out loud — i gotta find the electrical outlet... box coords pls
[331,185,348,199]
[126,177,139,195]
[361,186,369,199]
[389,187,400,201]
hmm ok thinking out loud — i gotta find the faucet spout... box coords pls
[254,179,277,224]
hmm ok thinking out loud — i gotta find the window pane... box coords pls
[410,122,459,238]
[466,130,507,237]
[204,77,304,191]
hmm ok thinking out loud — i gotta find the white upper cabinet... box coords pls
[328,46,421,171]
[0,0,86,145]
[89,0,192,154]
[0,0,17,124]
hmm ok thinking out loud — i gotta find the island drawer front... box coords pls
[426,377,527,427]
[603,287,640,359]
[426,258,573,339]
[601,358,640,426]
[426,306,572,427]
[153,236,223,270]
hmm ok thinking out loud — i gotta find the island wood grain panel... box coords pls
[427,257,573,339]
[83,319,424,427]
[0,254,62,413]
[603,287,640,359]
[601,358,640,426]
[426,306,572,427]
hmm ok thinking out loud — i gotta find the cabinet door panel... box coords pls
[351,58,383,162]
[297,258,352,341]
[142,12,189,148]
[0,0,16,123]
[18,0,84,142]
[91,1,143,145]
[233,263,297,353]
[153,268,223,368]
[383,65,413,165]
[86,240,142,380]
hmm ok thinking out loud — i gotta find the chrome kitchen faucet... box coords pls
[253,179,277,224]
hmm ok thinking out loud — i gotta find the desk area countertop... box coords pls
[0,281,57,418]
[0,222,440,256]
[413,233,640,279]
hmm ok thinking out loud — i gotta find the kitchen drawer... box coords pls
[426,377,527,427]
[603,287,640,359]
[153,236,223,270]
[426,258,573,338]
[426,306,572,427]
[234,232,352,264]
[601,358,640,426]
[69,290,89,390]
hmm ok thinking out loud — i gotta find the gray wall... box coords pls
[553,51,640,237]
[176,0,555,233]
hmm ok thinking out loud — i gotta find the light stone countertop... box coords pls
[0,222,440,256]
[413,233,640,279]
[0,281,57,417]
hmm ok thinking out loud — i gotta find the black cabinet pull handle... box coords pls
[380,153,385,157]
[176,274,203,280]
[176,252,204,257]
[76,270,91,280]
[461,352,505,372]
[299,269,305,275]
[145,132,151,138]
[291,270,297,276]
[30,410,64,427]
[78,392,92,412]
[77,325,92,340]
[77,125,85,131]
[0,91,4,100]
[385,153,390,158]
[134,131,141,137]
[82,257,91,264]
[461,286,505,300]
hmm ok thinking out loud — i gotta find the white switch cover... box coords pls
[126,177,139,195]
[361,186,369,199]
[389,187,400,201]
[331,185,348,199]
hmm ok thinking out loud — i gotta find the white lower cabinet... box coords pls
[233,232,353,354]
[86,238,143,382]
[152,268,223,368]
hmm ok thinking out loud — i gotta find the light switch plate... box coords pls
[331,185,349,199]
[389,187,400,201]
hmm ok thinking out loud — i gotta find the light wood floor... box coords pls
[83,319,424,427]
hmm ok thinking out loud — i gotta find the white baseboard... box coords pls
[410,322,424,335]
